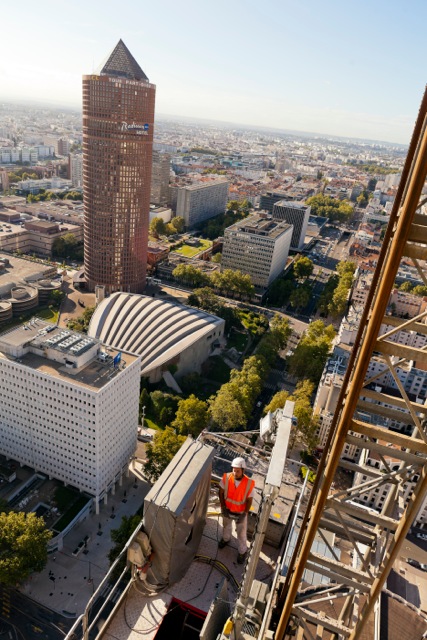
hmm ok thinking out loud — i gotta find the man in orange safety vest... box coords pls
[218,457,255,564]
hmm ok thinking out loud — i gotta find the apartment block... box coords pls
[175,179,229,228]
[151,151,170,206]
[69,152,83,188]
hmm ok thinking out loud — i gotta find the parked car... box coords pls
[416,532,427,541]
[408,558,421,568]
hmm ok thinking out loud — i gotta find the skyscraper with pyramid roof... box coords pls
[83,40,156,293]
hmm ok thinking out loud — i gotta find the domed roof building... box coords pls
[88,293,225,382]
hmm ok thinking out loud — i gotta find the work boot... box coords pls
[218,539,228,549]
[237,551,247,564]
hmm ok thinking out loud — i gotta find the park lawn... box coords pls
[172,238,212,258]
[226,328,248,352]
[38,307,59,323]
[144,417,161,431]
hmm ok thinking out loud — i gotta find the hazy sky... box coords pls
[1,0,426,144]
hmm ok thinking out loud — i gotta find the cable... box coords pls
[194,555,240,592]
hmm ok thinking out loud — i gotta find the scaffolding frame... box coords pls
[275,88,427,640]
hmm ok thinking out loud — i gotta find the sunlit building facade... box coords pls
[83,40,156,293]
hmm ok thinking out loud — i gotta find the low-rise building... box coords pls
[89,293,225,383]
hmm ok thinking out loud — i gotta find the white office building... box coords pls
[272,200,310,250]
[0,320,141,512]
[221,213,293,289]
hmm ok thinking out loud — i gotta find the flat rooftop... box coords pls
[0,252,57,285]
[226,213,292,239]
[0,319,139,391]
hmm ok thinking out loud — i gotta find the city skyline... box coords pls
[1,0,426,145]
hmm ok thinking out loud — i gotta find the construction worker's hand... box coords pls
[221,506,230,518]
[237,513,247,524]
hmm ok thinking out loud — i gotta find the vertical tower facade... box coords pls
[83,40,156,293]
[272,200,310,250]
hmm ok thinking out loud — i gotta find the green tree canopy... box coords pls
[264,380,319,452]
[0,512,52,586]
[306,194,353,223]
[144,428,186,482]
[208,384,247,431]
[211,252,222,264]
[288,320,335,384]
[150,217,166,237]
[293,256,314,281]
[290,284,312,310]
[210,269,254,298]
[67,306,95,333]
[265,278,294,307]
[170,216,185,233]
[108,514,141,579]
[264,390,290,414]
[172,264,210,287]
[411,285,427,297]
[172,395,209,437]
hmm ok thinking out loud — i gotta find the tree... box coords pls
[356,190,370,208]
[172,264,210,287]
[265,381,319,452]
[0,512,52,586]
[270,315,291,349]
[108,514,141,579]
[264,390,290,414]
[208,385,247,431]
[172,395,209,437]
[67,306,95,333]
[266,278,294,307]
[399,281,413,292]
[288,321,335,384]
[412,285,427,297]
[294,256,314,281]
[170,216,185,233]
[306,194,353,223]
[144,428,186,482]
[139,388,150,422]
[150,217,166,238]
[329,285,349,317]
[211,252,222,264]
[49,289,65,307]
[290,285,312,310]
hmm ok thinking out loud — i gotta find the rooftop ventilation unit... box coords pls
[142,438,214,590]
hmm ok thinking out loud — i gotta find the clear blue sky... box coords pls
[1,0,426,144]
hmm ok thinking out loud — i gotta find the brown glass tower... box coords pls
[83,40,155,293]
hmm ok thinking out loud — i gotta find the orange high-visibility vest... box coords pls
[222,473,255,513]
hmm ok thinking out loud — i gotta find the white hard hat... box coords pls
[232,457,246,469]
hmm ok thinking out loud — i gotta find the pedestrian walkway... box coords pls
[20,462,151,617]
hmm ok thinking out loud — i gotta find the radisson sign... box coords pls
[121,122,149,135]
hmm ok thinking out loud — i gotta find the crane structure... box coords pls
[274,88,427,639]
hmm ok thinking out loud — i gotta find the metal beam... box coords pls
[350,419,427,454]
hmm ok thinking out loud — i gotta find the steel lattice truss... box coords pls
[274,89,427,639]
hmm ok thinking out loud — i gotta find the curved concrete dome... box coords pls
[88,293,224,380]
